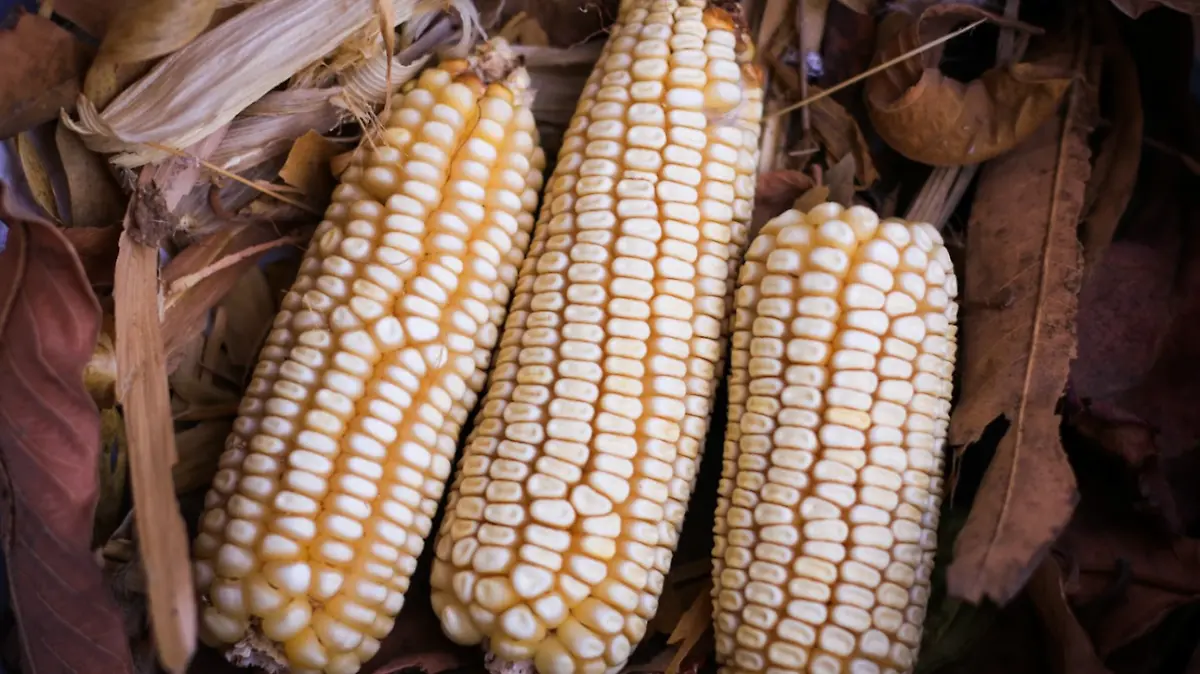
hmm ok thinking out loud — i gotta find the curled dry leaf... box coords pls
[96,0,219,65]
[0,184,135,674]
[0,12,90,139]
[947,43,1097,605]
[865,4,1072,167]
[1026,558,1112,674]
[15,131,59,221]
[808,85,879,187]
[55,121,127,229]
[278,129,343,203]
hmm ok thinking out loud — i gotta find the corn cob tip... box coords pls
[712,203,957,674]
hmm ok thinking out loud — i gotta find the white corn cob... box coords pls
[713,204,958,674]
[428,0,765,671]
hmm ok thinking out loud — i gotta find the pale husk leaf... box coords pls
[62,0,444,167]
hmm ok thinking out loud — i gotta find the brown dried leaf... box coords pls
[0,12,90,138]
[161,222,298,368]
[278,129,341,202]
[0,184,135,674]
[799,0,833,55]
[1080,5,1143,271]
[55,120,126,228]
[1026,558,1112,674]
[50,0,121,38]
[113,213,196,671]
[498,12,551,46]
[947,43,1097,604]
[173,420,232,494]
[218,266,275,368]
[865,4,1072,166]
[825,152,857,207]
[1057,498,1200,656]
[495,0,615,47]
[15,131,59,220]
[755,0,790,58]
[834,0,874,12]
[818,0,877,88]
[664,584,713,674]
[62,224,121,286]
[808,85,878,187]
[96,0,219,64]
[752,170,814,232]
[793,184,831,214]
[1107,0,1200,17]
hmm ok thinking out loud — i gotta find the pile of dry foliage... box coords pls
[0,0,1198,672]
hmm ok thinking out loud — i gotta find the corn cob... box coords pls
[190,40,546,674]
[712,205,958,674]
[428,0,764,671]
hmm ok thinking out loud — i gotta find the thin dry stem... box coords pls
[165,233,304,302]
[771,18,987,118]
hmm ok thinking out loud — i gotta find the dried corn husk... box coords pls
[171,10,469,237]
[64,0,479,168]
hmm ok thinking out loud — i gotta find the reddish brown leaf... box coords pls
[1071,144,1200,460]
[1056,492,1200,657]
[1069,405,1183,532]
[818,0,877,88]
[1079,3,1143,271]
[0,12,91,139]
[55,121,127,230]
[864,4,1071,167]
[0,184,135,674]
[62,224,121,286]
[1072,240,1177,402]
[808,87,879,187]
[1027,558,1113,674]
[947,42,1097,604]
[751,170,814,233]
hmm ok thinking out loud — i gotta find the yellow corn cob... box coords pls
[711,204,958,674]
[429,0,764,671]
[190,40,546,674]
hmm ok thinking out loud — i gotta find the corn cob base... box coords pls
[712,205,958,674]
[190,41,546,674]
[428,0,764,672]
